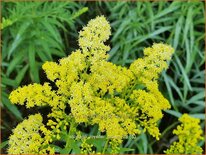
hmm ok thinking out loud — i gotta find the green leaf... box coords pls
[187,91,205,105]
[87,136,106,152]
[0,141,8,149]
[174,54,192,90]
[164,110,182,118]
[29,45,40,83]
[41,21,61,44]
[6,50,25,76]
[183,6,193,45]
[70,140,81,154]
[131,26,172,48]
[153,2,180,20]
[173,16,183,49]
[190,114,205,120]
[41,41,53,61]
[148,26,172,38]
[15,64,29,86]
[50,49,65,57]
[2,76,17,87]
[49,18,67,31]
[119,147,134,153]
[112,18,131,41]
[166,75,184,101]
[8,21,31,59]
[2,92,23,120]
[163,73,175,109]
[60,147,71,154]
[36,50,49,62]
[70,7,88,20]
[50,144,63,153]
[135,133,148,154]
[140,133,148,153]
[108,44,120,60]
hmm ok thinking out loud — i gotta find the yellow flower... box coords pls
[8,114,54,154]
[130,43,174,88]
[89,61,132,96]
[130,89,170,140]
[165,114,203,154]
[79,16,111,58]
[9,83,55,108]
[8,16,176,153]
[80,137,95,154]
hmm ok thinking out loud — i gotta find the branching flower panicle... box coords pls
[8,16,177,154]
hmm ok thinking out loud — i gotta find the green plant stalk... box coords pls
[150,121,179,146]
[65,119,76,149]
[124,79,140,100]
[102,139,109,154]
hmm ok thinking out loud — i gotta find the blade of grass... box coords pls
[29,44,39,83]
[2,92,23,120]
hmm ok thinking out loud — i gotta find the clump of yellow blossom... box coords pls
[8,16,176,154]
[9,83,56,108]
[80,137,95,154]
[165,114,203,154]
[78,16,111,64]
[130,89,167,140]
[130,43,174,88]
[128,43,174,140]
[8,114,54,154]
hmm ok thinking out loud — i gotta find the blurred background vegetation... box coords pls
[1,1,205,154]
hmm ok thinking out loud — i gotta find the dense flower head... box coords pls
[79,16,111,64]
[9,83,58,108]
[130,43,174,88]
[165,114,203,154]
[130,89,170,140]
[89,61,133,96]
[8,114,55,154]
[8,16,175,153]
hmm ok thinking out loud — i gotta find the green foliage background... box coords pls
[1,1,205,154]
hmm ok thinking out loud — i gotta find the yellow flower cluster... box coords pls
[8,16,175,153]
[128,43,174,140]
[8,114,54,154]
[9,82,67,111]
[1,17,16,29]
[9,83,52,108]
[130,89,170,140]
[80,137,95,154]
[89,61,133,96]
[130,43,174,88]
[165,114,203,154]
[78,16,111,64]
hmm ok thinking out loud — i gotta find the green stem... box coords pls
[124,79,140,100]
[150,121,179,146]
[102,139,109,154]
[65,119,76,148]
[161,121,179,138]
